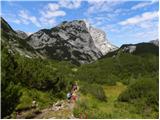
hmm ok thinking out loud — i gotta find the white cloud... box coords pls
[47,3,60,11]
[6,1,82,28]
[19,10,41,27]
[85,1,121,26]
[19,10,29,19]
[131,2,151,10]
[87,0,126,14]
[30,16,41,27]
[58,0,82,9]
[85,0,127,26]
[131,0,158,10]
[119,11,158,26]
[41,10,66,18]
[39,3,66,27]
[151,0,159,4]
[40,3,66,18]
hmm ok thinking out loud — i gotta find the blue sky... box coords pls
[1,0,159,46]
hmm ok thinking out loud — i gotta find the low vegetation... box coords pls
[2,39,159,118]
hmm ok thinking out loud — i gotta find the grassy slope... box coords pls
[102,82,141,118]
[74,82,158,119]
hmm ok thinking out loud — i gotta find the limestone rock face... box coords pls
[122,45,136,53]
[89,27,118,55]
[27,20,118,64]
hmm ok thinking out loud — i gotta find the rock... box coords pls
[89,26,118,55]
[27,20,117,64]
[16,30,28,39]
[1,17,118,64]
[51,101,65,111]
[1,17,39,59]
[122,45,136,53]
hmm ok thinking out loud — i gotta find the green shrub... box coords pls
[1,47,22,118]
[118,76,159,114]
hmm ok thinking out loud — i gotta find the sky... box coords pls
[1,0,159,46]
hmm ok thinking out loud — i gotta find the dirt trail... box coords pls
[16,84,79,119]
[35,100,77,119]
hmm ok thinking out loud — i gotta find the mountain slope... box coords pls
[1,17,40,58]
[1,17,117,65]
[27,21,102,64]
[104,41,159,58]
[27,20,117,64]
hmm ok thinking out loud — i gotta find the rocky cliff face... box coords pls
[89,26,118,55]
[27,20,117,64]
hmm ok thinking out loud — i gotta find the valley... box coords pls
[1,17,159,119]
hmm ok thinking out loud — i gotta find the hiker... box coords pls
[67,81,79,103]
[71,82,78,93]
[67,92,72,101]
[71,91,77,102]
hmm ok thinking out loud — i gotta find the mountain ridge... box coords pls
[1,17,158,65]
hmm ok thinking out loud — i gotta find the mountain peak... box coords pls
[27,19,117,64]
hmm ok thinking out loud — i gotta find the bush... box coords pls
[1,47,22,118]
[118,76,158,113]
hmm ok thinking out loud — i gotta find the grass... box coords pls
[15,87,57,111]
[73,82,150,119]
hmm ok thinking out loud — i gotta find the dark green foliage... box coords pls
[1,44,76,117]
[1,82,21,118]
[133,43,158,56]
[118,76,159,115]
[76,53,158,85]
[1,46,21,118]
[118,76,158,104]
[14,54,75,94]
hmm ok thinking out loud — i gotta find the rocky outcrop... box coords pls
[121,45,136,53]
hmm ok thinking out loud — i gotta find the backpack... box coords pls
[67,92,71,99]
